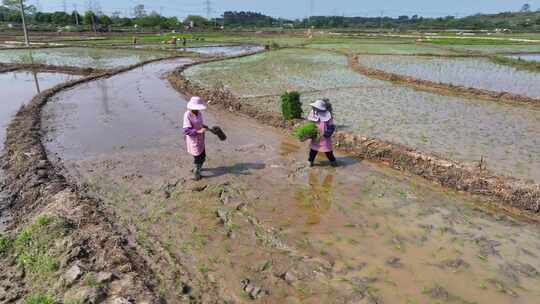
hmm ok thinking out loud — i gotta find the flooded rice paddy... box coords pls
[508,53,540,62]
[307,42,454,55]
[357,54,540,99]
[445,44,540,54]
[179,45,264,57]
[185,49,540,182]
[184,48,388,97]
[42,56,540,303]
[0,47,171,69]
[42,57,194,160]
[0,70,79,150]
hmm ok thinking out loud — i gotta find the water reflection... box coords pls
[98,79,110,115]
[279,139,300,156]
[32,71,41,93]
[294,171,334,225]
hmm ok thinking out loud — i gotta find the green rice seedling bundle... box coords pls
[294,122,320,141]
[281,91,303,120]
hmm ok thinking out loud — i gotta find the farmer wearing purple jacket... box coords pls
[183,96,208,180]
[307,99,337,167]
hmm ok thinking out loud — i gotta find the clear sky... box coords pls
[35,0,540,19]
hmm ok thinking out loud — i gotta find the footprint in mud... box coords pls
[347,277,381,304]
[385,257,403,268]
[499,262,539,283]
[240,279,266,299]
[487,279,519,298]
[432,258,470,271]
[474,236,502,257]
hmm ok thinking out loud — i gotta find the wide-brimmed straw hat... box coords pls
[310,99,327,111]
[308,100,332,122]
[187,96,207,110]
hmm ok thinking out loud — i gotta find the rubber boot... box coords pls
[193,164,202,181]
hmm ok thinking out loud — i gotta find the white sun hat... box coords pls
[310,99,327,111]
[308,100,332,122]
[187,96,207,110]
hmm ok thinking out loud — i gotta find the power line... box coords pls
[62,0,67,13]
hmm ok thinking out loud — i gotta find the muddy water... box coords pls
[357,54,540,99]
[0,70,79,231]
[43,58,540,303]
[0,47,170,69]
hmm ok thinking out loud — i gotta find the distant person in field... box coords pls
[183,96,209,180]
[307,99,337,167]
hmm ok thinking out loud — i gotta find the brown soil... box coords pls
[0,56,198,303]
[3,45,540,304]
[348,53,540,108]
[41,53,540,304]
[169,62,540,214]
[0,62,106,76]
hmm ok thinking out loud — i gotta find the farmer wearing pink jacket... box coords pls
[307,99,337,167]
[183,96,208,180]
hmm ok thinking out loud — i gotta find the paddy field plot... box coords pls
[357,54,540,99]
[0,47,171,69]
[307,42,455,55]
[508,53,540,62]
[0,70,79,150]
[184,48,389,97]
[185,49,540,181]
[444,44,540,54]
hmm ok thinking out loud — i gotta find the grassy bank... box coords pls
[490,55,540,73]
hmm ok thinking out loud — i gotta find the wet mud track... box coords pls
[0,70,80,232]
[43,58,540,303]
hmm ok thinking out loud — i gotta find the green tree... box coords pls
[83,10,98,29]
[99,14,112,26]
[50,12,70,25]
[184,15,210,28]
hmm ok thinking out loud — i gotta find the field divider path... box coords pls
[0,62,108,75]
[0,54,207,302]
[347,53,540,108]
[170,53,540,215]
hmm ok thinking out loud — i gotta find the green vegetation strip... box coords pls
[490,55,540,73]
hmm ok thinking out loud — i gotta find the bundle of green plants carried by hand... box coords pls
[293,122,320,141]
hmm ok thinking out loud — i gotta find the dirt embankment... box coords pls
[348,54,540,108]
[0,56,200,303]
[168,64,540,215]
[0,62,107,76]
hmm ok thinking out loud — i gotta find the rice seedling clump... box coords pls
[294,122,320,141]
[281,91,302,120]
